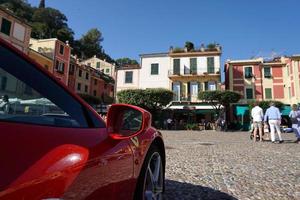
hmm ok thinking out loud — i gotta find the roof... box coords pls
[0,6,31,27]
[139,52,169,58]
[226,58,263,64]
[29,48,53,61]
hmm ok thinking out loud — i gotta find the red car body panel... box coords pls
[0,38,165,200]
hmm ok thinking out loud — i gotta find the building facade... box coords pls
[0,7,31,53]
[224,57,297,104]
[140,46,222,102]
[28,49,53,73]
[75,64,91,95]
[68,56,77,92]
[138,45,222,124]
[116,64,141,93]
[30,38,71,86]
[224,56,300,130]
[81,56,116,79]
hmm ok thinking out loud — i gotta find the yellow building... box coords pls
[28,49,53,73]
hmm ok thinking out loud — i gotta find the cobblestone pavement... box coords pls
[162,131,300,200]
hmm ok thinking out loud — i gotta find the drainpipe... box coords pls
[260,63,264,100]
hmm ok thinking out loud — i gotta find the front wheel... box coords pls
[134,146,165,200]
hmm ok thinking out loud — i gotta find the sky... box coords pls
[28,0,300,78]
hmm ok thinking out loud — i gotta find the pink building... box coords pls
[30,38,71,86]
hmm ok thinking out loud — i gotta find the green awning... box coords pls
[281,105,291,116]
[236,105,249,116]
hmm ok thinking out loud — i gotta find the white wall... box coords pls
[139,56,170,89]
[116,68,140,92]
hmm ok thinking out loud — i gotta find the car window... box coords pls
[0,44,97,128]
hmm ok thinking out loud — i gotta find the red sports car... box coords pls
[0,38,165,200]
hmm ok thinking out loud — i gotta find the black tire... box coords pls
[134,145,165,200]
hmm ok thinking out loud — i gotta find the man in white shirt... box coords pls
[251,102,264,142]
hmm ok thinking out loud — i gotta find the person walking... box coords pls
[264,102,283,143]
[251,102,264,142]
[289,104,300,143]
[0,95,10,114]
[167,117,173,130]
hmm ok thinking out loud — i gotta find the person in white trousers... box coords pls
[289,104,300,143]
[264,102,283,143]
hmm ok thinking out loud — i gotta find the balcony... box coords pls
[168,69,220,81]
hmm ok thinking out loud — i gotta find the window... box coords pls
[77,83,81,91]
[79,69,82,77]
[1,18,11,36]
[69,64,75,75]
[85,85,88,92]
[264,67,271,78]
[246,88,253,99]
[208,81,216,91]
[125,71,133,83]
[105,68,110,74]
[0,45,94,127]
[87,63,91,67]
[265,88,272,99]
[244,67,253,78]
[55,61,64,73]
[86,72,89,80]
[93,90,97,96]
[173,59,180,75]
[94,79,97,85]
[59,44,64,55]
[190,58,197,74]
[207,57,215,74]
[151,63,159,75]
[204,82,208,91]
[96,62,100,69]
[13,22,25,42]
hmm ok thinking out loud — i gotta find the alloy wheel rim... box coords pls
[144,152,163,200]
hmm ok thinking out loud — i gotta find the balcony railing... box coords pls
[168,69,220,76]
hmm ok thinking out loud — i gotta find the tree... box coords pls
[117,88,173,112]
[0,0,35,22]
[31,7,74,42]
[116,58,138,66]
[74,28,103,59]
[185,41,194,52]
[38,0,45,8]
[198,90,241,116]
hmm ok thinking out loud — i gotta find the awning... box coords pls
[281,105,291,116]
[168,105,222,110]
[235,105,249,116]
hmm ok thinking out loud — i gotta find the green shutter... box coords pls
[204,82,208,91]
[245,67,253,78]
[190,58,197,74]
[264,67,271,78]
[207,57,215,74]
[173,59,180,75]
[151,64,159,75]
[1,18,11,36]
[125,71,133,83]
[246,88,253,99]
[265,88,272,99]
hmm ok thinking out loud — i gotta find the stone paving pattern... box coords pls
[162,131,300,200]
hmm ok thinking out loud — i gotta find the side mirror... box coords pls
[107,104,152,139]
